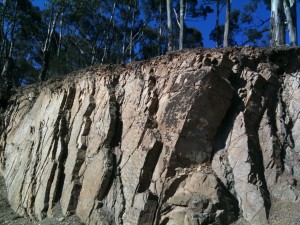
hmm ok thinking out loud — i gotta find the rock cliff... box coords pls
[1,47,300,225]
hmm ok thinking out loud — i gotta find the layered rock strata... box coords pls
[1,47,300,225]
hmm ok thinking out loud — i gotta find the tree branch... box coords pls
[173,8,181,28]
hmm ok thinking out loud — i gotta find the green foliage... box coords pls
[0,0,287,86]
[139,26,160,59]
[244,28,264,45]
[240,0,269,46]
[184,27,203,48]
[0,0,42,85]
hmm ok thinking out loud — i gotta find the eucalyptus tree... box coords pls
[138,25,160,59]
[214,0,225,47]
[157,0,164,54]
[223,0,230,47]
[0,0,19,78]
[39,0,69,81]
[179,0,184,49]
[209,9,240,46]
[0,0,42,106]
[202,0,226,47]
[172,0,212,50]
[283,0,297,46]
[141,0,167,55]
[101,0,117,63]
[65,0,116,66]
[270,0,298,46]
[172,0,185,50]
[0,0,41,83]
[270,0,285,46]
[166,0,173,51]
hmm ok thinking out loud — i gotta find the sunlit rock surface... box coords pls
[1,47,300,225]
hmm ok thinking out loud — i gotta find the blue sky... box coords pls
[199,1,270,46]
[32,0,300,47]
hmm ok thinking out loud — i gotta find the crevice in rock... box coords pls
[96,152,114,203]
[211,74,245,202]
[27,90,72,218]
[215,178,240,224]
[212,92,243,155]
[162,175,188,204]
[243,79,275,219]
[40,162,58,218]
[277,86,295,171]
[110,88,123,150]
[153,175,188,225]
[212,67,247,155]
[17,141,35,216]
[117,167,126,225]
[67,86,97,214]
[246,127,271,217]
[23,120,44,219]
[90,81,124,207]
[165,152,195,178]
[159,217,169,225]
[136,139,163,193]
[54,114,70,203]
[53,87,76,203]
[265,86,283,172]
[105,76,126,224]
[98,153,116,203]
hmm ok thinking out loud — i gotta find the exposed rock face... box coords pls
[1,47,300,225]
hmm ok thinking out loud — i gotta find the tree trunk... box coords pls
[39,11,60,81]
[122,6,131,62]
[57,12,64,56]
[166,0,173,52]
[1,24,15,78]
[91,45,96,65]
[0,0,7,65]
[101,0,117,63]
[179,0,184,50]
[122,32,127,62]
[215,0,220,48]
[283,0,297,46]
[223,0,230,47]
[39,51,51,81]
[1,0,17,79]
[157,0,162,55]
[129,1,137,62]
[271,0,285,46]
[0,28,9,106]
